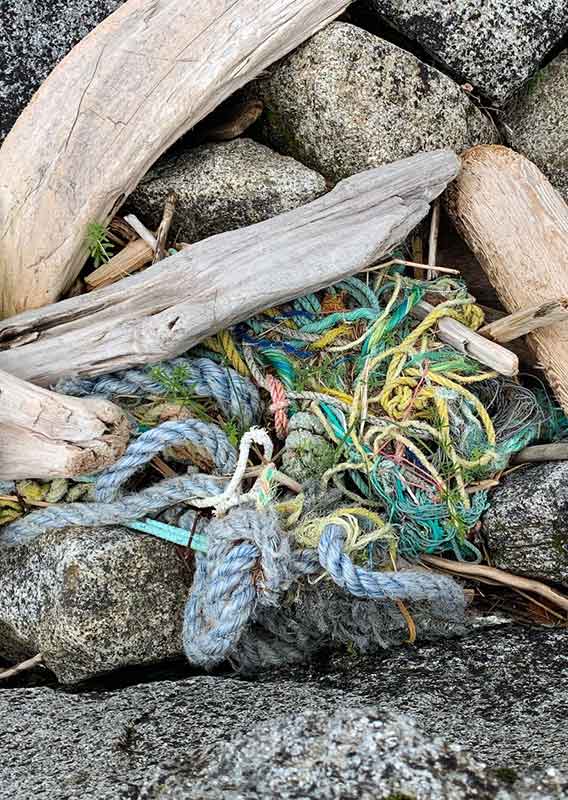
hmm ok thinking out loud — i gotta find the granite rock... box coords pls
[2,625,567,799]
[482,463,568,587]
[367,0,568,105]
[245,22,495,183]
[141,707,567,800]
[0,526,191,683]
[0,0,125,141]
[504,50,568,203]
[129,138,326,244]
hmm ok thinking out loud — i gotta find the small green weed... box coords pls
[86,221,115,267]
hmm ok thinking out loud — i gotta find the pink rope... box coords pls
[266,374,289,439]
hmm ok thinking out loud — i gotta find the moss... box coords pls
[384,793,416,800]
[493,766,519,785]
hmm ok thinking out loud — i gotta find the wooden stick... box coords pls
[0,151,460,386]
[427,199,440,280]
[478,305,536,367]
[447,145,568,414]
[124,215,157,252]
[85,238,154,289]
[0,0,351,317]
[480,298,568,342]
[0,368,129,479]
[421,554,568,612]
[412,301,519,377]
[0,653,43,681]
[512,443,568,464]
[152,192,177,264]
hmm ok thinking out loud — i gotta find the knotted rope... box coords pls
[182,505,465,669]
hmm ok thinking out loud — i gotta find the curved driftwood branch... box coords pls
[0,0,350,317]
[447,145,568,413]
[0,369,130,479]
[0,150,460,386]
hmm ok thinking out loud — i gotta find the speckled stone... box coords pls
[2,625,567,799]
[141,707,567,800]
[504,50,568,203]
[482,463,568,587]
[0,0,125,141]
[129,138,326,244]
[0,526,191,683]
[367,0,568,105]
[245,22,495,183]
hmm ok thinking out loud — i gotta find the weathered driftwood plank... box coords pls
[0,150,460,386]
[447,145,568,414]
[0,369,129,479]
[480,298,568,343]
[0,0,351,317]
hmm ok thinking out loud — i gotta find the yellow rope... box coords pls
[216,330,251,377]
[310,324,351,349]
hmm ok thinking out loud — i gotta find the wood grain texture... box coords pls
[0,150,460,386]
[447,145,568,413]
[0,0,350,317]
[0,369,129,479]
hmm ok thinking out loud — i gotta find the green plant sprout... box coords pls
[86,221,115,267]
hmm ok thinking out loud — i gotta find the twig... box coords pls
[363,258,459,276]
[0,653,43,681]
[152,192,177,264]
[421,554,568,612]
[244,465,302,493]
[124,214,158,252]
[427,199,440,280]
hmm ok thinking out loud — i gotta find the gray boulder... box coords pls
[504,50,568,202]
[482,463,568,587]
[0,526,191,683]
[2,625,567,799]
[140,707,567,800]
[367,0,568,105]
[246,23,495,183]
[129,138,326,244]
[0,0,125,141]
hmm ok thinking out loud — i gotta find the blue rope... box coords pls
[95,419,237,502]
[56,357,261,428]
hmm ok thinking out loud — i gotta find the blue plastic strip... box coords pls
[126,519,208,552]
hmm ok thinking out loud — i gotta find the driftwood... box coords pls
[512,443,568,464]
[0,150,460,386]
[85,238,154,289]
[0,369,130,479]
[411,301,518,377]
[0,0,351,317]
[480,298,568,343]
[447,145,568,413]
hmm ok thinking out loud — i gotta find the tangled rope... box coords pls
[2,260,564,674]
[57,357,261,428]
[183,506,465,668]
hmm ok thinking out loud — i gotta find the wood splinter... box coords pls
[85,238,154,290]
[0,368,130,479]
[480,298,568,343]
[153,192,178,264]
